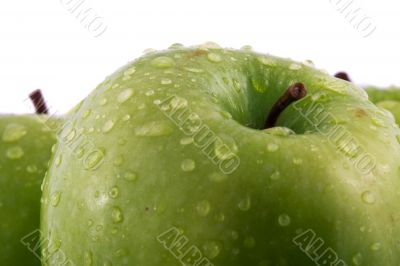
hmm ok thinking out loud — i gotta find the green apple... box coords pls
[0,90,62,265]
[364,87,400,125]
[0,115,58,265]
[334,72,400,126]
[365,86,400,103]
[41,44,400,265]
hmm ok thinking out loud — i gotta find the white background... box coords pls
[0,0,399,114]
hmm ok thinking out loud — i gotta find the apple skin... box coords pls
[374,101,400,126]
[41,45,400,265]
[366,86,400,103]
[0,115,58,265]
[365,87,400,125]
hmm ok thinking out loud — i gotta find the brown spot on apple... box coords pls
[187,49,208,58]
[354,108,368,118]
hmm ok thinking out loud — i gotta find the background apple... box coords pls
[335,72,400,126]
[365,87,400,126]
[41,45,400,265]
[0,91,60,265]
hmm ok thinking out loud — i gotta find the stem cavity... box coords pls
[265,83,307,129]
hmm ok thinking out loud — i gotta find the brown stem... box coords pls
[265,83,307,129]
[334,72,352,82]
[29,89,49,114]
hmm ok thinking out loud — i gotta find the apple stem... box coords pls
[29,89,49,114]
[334,72,352,82]
[264,83,307,129]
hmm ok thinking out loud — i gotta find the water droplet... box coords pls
[352,253,363,265]
[87,219,94,227]
[263,127,295,136]
[293,158,303,165]
[232,248,240,256]
[267,143,279,152]
[50,191,61,207]
[215,213,225,222]
[26,164,38,173]
[180,137,193,145]
[361,191,376,204]
[196,200,211,217]
[134,121,173,137]
[6,146,24,159]
[122,74,132,81]
[270,171,281,180]
[153,201,167,215]
[241,45,253,51]
[109,187,119,199]
[99,98,108,106]
[185,67,204,73]
[84,251,93,266]
[55,155,62,166]
[145,89,154,96]
[370,242,381,251]
[161,78,172,85]
[169,43,184,49]
[82,109,92,118]
[118,89,133,103]
[124,171,138,181]
[208,172,228,183]
[114,248,129,257]
[122,114,131,121]
[289,63,302,70]
[2,123,27,142]
[220,110,232,119]
[181,159,196,172]
[278,214,291,227]
[112,207,124,223]
[102,120,115,133]
[238,195,251,211]
[113,155,124,166]
[124,67,136,76]
[258,56,276,66]
[231,231,239,240]
[371,115,387,127]
[118,138,127,145]
[202,240,222,259]
[310,144,319,152]
[151,56,175,68]
[84,150,105,170]
[244,236,256,248]
[207,53,222,62]
[214,134,238,160]
[111,227,119,234]
[198,42,221,50]
[102,260,112,266]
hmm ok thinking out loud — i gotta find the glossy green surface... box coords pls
[0,115,57,265]
[375,100,400,126]
[366,86,400,103]
[42,44,400,265]
[365,87,400,126]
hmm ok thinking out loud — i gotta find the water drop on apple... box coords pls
[181,159,196,172]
